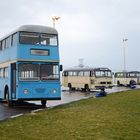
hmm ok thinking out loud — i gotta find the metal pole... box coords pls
[52,18,55,28]
[123,43,126,71]
[122,39,128,72]
[52,16,60,28]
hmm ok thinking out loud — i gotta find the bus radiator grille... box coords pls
[35,88,46,93]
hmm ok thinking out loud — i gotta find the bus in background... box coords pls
[114,71,140,87]
[0,25,62,107]
[62,67,113,91]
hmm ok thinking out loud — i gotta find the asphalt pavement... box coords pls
[0,86,139,121]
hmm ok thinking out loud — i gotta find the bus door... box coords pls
[137,77,140,84]
[11,63,16,99]
[62,71,68,86]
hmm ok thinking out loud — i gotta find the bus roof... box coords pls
[0,25,58,40]
[115,71,140,74]
[64,67,111,72]
[128,71,140,73]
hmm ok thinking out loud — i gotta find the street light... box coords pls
[122,38,128,72]
[52,16,60,28]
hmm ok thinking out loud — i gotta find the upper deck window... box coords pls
[11,33,17,47]
[2,40,6,50]
[19,32,58,46]
[20,32,39,45]
[40,34,57,46]
[0,41,2,51]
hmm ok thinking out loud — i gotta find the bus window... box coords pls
[40,64,59,80]
[62,71,68,76]
[18,64,40,81]
[136,73,140,77]
[0,69,2,78]
[68,72,73,76]
[95,70,112,77]
[19,32,39,45]
[129,73,136,77]
[95,71,101,77]
[84,71,90,76]
[40,34,57,46]
[0,69,4,78]
[0,41,2,51]
[11,33,17,47]
[2,40,6,50]
[105,71,112,77]
[5,38,9,48]
[4,67,8,78]
[73,72,77,76]
[78,71,84,76]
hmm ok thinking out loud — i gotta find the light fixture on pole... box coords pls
[122,38,128,72]
[52,16,60,28]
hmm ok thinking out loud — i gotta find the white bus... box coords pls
[62,67,113,91]
[114,71,140,86]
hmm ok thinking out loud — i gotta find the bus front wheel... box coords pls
[5,89,13,107]
[41,100,47,107]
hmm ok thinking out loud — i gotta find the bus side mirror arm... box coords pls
[60,65,63,71]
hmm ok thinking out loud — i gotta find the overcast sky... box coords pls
[0,0,140,72]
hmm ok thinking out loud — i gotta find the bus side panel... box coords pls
[0,66,11,100]
[66,77,91,89]
[0,46,17,64]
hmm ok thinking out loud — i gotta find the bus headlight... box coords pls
[52,89,57,94]
[23,89,29,94]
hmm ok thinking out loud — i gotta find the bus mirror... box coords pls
[112,72,114,75]
[60,65,63,71]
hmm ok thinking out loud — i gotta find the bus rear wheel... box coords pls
[117,81,120,86]
[68,83,72,91]
[85,85,90,92]
[41,100,47,107]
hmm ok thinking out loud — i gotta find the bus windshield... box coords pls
[127,72,140,78]
[19,32,58,46]
[18,63,59,81]
[40,64,59,80]
[95,70,112,77]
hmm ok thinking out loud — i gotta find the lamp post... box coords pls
[122,38,128,72]
[52,16,60,28]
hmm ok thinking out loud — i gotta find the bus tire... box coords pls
[41,100,47,107]
[130,80,136,86]
[5,88,13,107]
[68,83,72,91]
[85,84,90,92]
[117,81,120,86]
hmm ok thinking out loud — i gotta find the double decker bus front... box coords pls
[15,25,61,105]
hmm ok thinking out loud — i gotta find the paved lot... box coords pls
[0,86,139,121]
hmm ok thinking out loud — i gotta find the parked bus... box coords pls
[0,25,62,106]
[62,67,113,91]
[114,71,140,86]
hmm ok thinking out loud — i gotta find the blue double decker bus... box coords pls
[0,25,62,106]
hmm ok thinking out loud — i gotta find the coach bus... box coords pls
[0,25,62,106]
[114,71,140,86]
[62,67,113,91]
